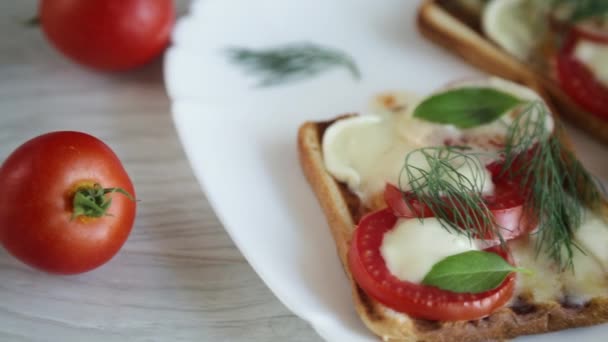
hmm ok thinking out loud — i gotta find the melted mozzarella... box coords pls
[575,211,608,272]
[322,113,495,201]
[483,0,539,60]
[510,210,608,303]
[323,78,606,302]
[380,218,478,283]
[561,210,608,303]
[322,113,420,201]
[509,236,563,302]
[574,40,608,88]
[323,78,552,203]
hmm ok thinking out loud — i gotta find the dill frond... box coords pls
[399,147,501,243]
[398,100,603,269]
[226,42,360,87]
[501,101,603,270]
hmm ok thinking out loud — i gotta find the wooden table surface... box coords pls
[0,1,319,341]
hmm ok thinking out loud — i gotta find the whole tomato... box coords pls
[40,0,175,71]
[0,132,136,274]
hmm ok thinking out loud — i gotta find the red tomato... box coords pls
[348,209,515,321]
[40,0,175,71]
[0,132,136,274]
[556,29,608,120]
[384,175,534,242]
[383,184,434,218]
[572,23,608,44]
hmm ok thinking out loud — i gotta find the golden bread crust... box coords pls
[298,114,608,341]
[417,0,608,144]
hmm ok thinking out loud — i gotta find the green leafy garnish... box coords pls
[500,101,603,270]
[422,251,530,293]
[226,42,360,87]
[400,146,500,242]
[413,88,523,128]
[552,0,608,22]
[400,96,603,270]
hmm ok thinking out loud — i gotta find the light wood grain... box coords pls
[0,1,320,341]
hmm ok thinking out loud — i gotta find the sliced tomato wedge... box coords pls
[573,24,608,45]
[556,29,608,120]
[384,184,434,218]
[348,209,516,321]
[384,170,535,242]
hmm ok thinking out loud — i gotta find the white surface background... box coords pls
[0,1,319,341]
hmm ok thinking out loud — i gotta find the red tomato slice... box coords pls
[348,209,516,321]
[573,24,608,44]
[556,29,608,120]
[384,173,534,242]
[384,184,434,218]
[482,178,534,241]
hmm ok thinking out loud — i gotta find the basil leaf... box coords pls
[421,251,529,293]
[567,0,608,22]
[413,88,523,128]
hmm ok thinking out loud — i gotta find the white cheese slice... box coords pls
[380,217,478,283]
[322,113,421,201]
[323,77,553,202]
[575,210,608,272]
[483,0,539,60]
[561,210,608,303]
[510,210,608,303]
[322,113,496,201]
[574,40,608,88]
[561,248,608,304]
[509,236,563,302]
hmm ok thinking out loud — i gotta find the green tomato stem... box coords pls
[71,184,134,220]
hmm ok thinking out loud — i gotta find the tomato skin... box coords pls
[40,0,175,71]
[384,176,534,242]
[349,209,515,321]
[0,132,136,274]
[572,24,608,45]
[556,29,608,120]
[384,184,434,218]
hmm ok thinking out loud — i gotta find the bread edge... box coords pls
[417,0,608,144]
[297,118,608,342]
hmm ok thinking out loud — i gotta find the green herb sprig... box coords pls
[551,0,608,22]
[400,97,603,270]
[499,101,603,270]
[413,87,523,128]
[399,146,501,243]
[226,42,360,87]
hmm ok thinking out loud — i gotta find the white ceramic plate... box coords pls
[164,0,608,340]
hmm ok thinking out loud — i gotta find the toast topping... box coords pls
[574,39,608,87]
[322,78,547,205]
[381,217,478,283]
[313,77,606,327]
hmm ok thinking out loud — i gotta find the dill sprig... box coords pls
[226,42,360,87]
[500,101,602,270]
[399,147,502,243]
[398,100,603,269]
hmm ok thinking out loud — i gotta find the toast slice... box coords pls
[416,0,608,144]
[297,92,608,341]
